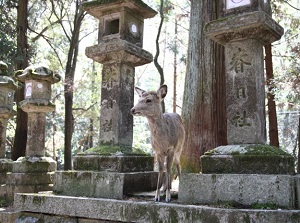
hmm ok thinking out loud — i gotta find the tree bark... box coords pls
[181,0,227,173]
[12,0,29,160]
[265,44,279,147]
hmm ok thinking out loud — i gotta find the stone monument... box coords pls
[0,61,17,196]
[53,0,159,200]
[6,66,61,201]
[179,0,297,209]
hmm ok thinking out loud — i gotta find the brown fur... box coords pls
[131,85,185,202]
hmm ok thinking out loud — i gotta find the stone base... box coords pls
[4,156,56,201]
[0,158,13,184]
[53,171,158,199]
[73,155,154,172]
[178,173,295,208]
[12,156,56,173]
[13,193,300,223]
[201,145,294,174]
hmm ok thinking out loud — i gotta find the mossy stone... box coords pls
[201,144,294,174]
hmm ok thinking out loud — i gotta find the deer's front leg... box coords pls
[155,155,164,202]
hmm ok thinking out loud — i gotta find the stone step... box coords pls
[13,193,300,223]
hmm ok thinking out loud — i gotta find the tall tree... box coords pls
[12,0,29,160]
[181,0,227,173]
[50,0,86,170]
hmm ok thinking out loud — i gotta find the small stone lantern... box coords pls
[15,66,61,157]
[0,61,17,158]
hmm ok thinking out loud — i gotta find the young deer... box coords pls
[131,85,185,202]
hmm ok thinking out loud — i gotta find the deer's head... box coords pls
[131,85,167,118]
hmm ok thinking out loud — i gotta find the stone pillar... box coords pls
[82,0,157,150]
[0,61,17,193]
[99,62,135,147]
[6,66,61,201]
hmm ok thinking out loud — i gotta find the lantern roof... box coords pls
[0,61,18,90]
[15,66,61,84]
[81,0,157,19]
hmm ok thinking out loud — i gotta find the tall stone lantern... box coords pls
[6,66,61,200]
[179,0,296,209]
[82,0,157,150]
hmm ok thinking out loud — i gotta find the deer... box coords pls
[131,84,185,202]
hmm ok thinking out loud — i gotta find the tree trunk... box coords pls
[154,0,165,113]
[265,44,279,147]
[181,0,227,173]
[63,2,85,170]
[297,114,300,173]
[173,17,178,113]
[12,0,29,160]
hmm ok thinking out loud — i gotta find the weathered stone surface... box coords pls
[225,39,267,144]
[179,173,295,208]
[295,175,300,209]
[73,155,154,172]
[205,11,284,45]
[14,193,300,223]
[0,208,19,223]
[12,157,56,173]
[201,145,294,174]
[86,39,153,67]
[53,171,158,199]
[81,0,157,20]
[98,62,135,148]
[6,172,54,185]
[0,158,12,172]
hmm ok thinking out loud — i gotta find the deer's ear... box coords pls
[135,87,145,97]
[157,85,167,99]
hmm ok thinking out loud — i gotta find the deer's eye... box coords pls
[146,99,152,103]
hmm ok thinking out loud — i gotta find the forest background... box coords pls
[0,0,299,171]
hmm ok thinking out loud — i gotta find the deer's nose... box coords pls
[131,108,135,115]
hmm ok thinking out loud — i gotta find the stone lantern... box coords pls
[15,66,61,157]
[0,61,17,186]
[179,0,296,210]
[82,0,157,149]
[53,0,158,200]
[6,66,61,200]
[0,61,17,158]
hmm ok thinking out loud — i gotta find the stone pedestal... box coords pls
[179,173,295,208]
[6,157,56,201]
[53,154,158,199]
